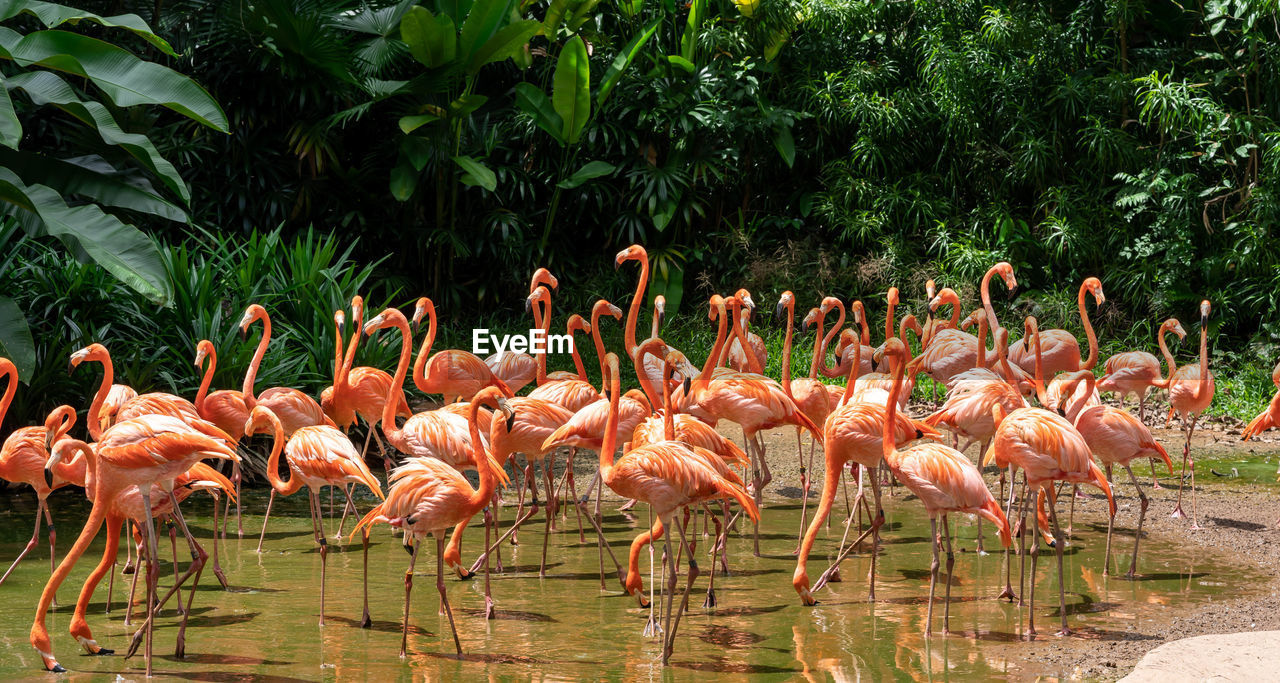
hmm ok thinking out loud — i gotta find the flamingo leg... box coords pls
[1103,482,1116,577]
[942,515,954,635]
[1172,416,1194,522]
[867,475,884,602]
[361,527,372,628]
[794,427,808,553]
[309,490,328,626]
[435,534,463,655]
[400,538,418,658]
[1124,464,1149,578]
[136,492,159,677]
[926,517,938,637]
[210,494,228,589]
[566,448,585,542]
[997,470,1019,602]
[41,500,57,587]
[1188,415,1201,529]
[540,459,555,577]
[256,489,276,554]
[125,534,142,626]
[663,513,700,665]
[702,503,723,608]
[127,492,209,659]
[483,507,495,619]
[0,498,44,585]
[1028,483,1042,638]
[336,484,356,540]
[659,520,677,664]
[467,504,541,576]
[167,520,183,614]
[1046,494,1071,636]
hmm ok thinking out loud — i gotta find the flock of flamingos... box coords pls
[2,244,1274,676]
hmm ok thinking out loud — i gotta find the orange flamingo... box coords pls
[1158,300,1215,527]
[410,297,512,402]
[239,304,334,434]
[321,296,413,469]
[924,325,1027,454]
[777,291,836,544]
[194,339,250,534]
[70,344,203,441]
[485,269,556,393]
[910,292,988,387]
[244,405,384,625]
[1056,370,1173,576]
[827,300,875,380]
[1006,277,1105,376]
[595,351,758,664]
[979,261,1019,336]
[29,413,237,675]
[793,335,940,605]
[1098,318,1186,423]
[878,337,1011,636]
[45,437,233,663]
[615,244,652,361]
[98,383,138,432]
[525,288,600,412]
[727,289,767,373]
[1242,361,1280,446]
[350,386,513,657]
[921,279,959,347]
[982,315,1115,637]
[0,384,83,585]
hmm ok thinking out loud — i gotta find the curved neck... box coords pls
[598,361,621,473]
[694,302,729,392]
[662,356,675,440]
[858,307,870,346]
[1069,373,1097,418]
[884,296,897,345]
[0,361,18,429]
[650,307,660,339]
[262,411,300,495]
[975,316,987,367]
[590,308,610,390]
[87,354,114,441]
[624,255,649,360]
[386,315,414,435]
[807,313,825,380]
[535,296,551,385]
[883,351,905,459]
[569,321,588,381]
[340,305,365,391]
[333,317,346,391]
[818,303,847,378]
[411,304,438,393]
[947,297,960,328]
[241,311,272,406]
[467,400,497,508]
[732,306,763,374]
[1194,318,1209,399]
[898,317,917,365]
[196,348,216,413]
[635,338,667,408]
[780,301,794,395]
[1157,325,1178,379]
[1078,283,1099,370]
[1031,324,1048,405]
[981,267,1001,333]
[839,331,864,406]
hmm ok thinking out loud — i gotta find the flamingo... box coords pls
[410,297,513,402]
[793,335,940,605]
[321,296,413,469]
[1242,360,1280,444]
[979,261,1019,336]
[982,315,1115,637]
[239,304,335,434]
[683,295,821,554]
[547,313,591,382]
[43,438,233,663]
[777,291,836,543]
[921,279,960,347]
[350,386,513,657]
[69,344,202,441]
[595,351,758,664]
[909,305,988,389]
[0,388,83,585]
[1098,318,1187,424]
[29,413,237,675]
[1055,370,1173,576]
[244,405,384,625]
[924,325,1027,455]
[877,337,1012,636]
[485,269,556,394]
[1006,277,1105,377]
[525,288,600,412]
[98,383,138,432]
[194,339,250,534]
[1159,300,1215,527]
[826,300,875,380]
[727,289,767,373]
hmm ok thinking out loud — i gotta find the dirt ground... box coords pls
[740,399,1280,681]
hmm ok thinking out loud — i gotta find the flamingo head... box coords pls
[593,298,623,322]
[525,287,549,315]
[801,307,820,334]
[775,291,793,322]
[960,309,984,331]
[993,262,1017,291]
[1199,300,1211,321]
[926,279,937,299]
[1163,318,1187,341]
[68,343,108,375]
[654,295,666,327]
[614,244,646,269]
[1083,277,1105,305]
[410,297,433,332]
[194,339,215,368]
[238,304,266,339]
[734,289,755,316]
[886,287,899,307]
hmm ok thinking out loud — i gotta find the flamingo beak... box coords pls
[801,320,810,334]
[504,408,517,434]
[44,466,54,489]
[774,301,785,322]
[682,376,691,396]
[66,360,75,375]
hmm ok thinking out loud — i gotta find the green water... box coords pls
[0,480,1263,681]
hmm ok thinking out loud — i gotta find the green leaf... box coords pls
[451,155,497,192]
[0,295,34,381]
[542,0,570,36]
[0,28,227,132]
[0,149,187,221]
[0,167,170,304]
[0,0,177,55]
[448,93,488,118]
[681,0,705,62]
[565,0,602,30]
[400,6,457,68]
[652,197,676,231]
[467,19,539,72]
[772,124,795,167]
[398,112,440,133]
[514,82,565,144]
[598,18,660,107]
[0,74,20,148]
[557,160,615,188]
[618,0,643,19]
[667,55,694,73]
[553,36,590,144]
[6,71,190,203]
[400,137,432,171]
[459,0,515,63]
[389,159,417,200]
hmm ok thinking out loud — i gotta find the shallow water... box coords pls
[0,478,1264,681]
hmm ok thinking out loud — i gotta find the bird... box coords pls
[239,304,335,435]
[320,296,413,470]
[594,351,759,665]
[921,279,959,347]
[350,385,514,657]
[244,405,384,625]
[1242,360,1280,444]
[485,268,557,394]
[70,344,204,442]
[924,324,1028,455]
[727,288,768,373]
[548,313,591,382]
[1006,277,1105,377]
[1054,370,1173,577]
[410,296,513,402]
[525,287,601,413]
[193,339,251,534]
[828,300,876,381]
[29,412,237,675]
[1157,300,1215,527]
[1098,318,1187,424]
[979,262,1019,337]
[982,315,1115,637]
[909,305,988,389]
[615,243,653,364]
[877,337,1011,636]
[0,389,84,585]
[97,383,138,433]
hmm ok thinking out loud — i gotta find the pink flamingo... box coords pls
[485,268,557,393]
[239,304,335,434]
[1158,300,1215,527]
[410,297,513,402]
[1006,277,1105,377]
[1098,318,1186,423]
